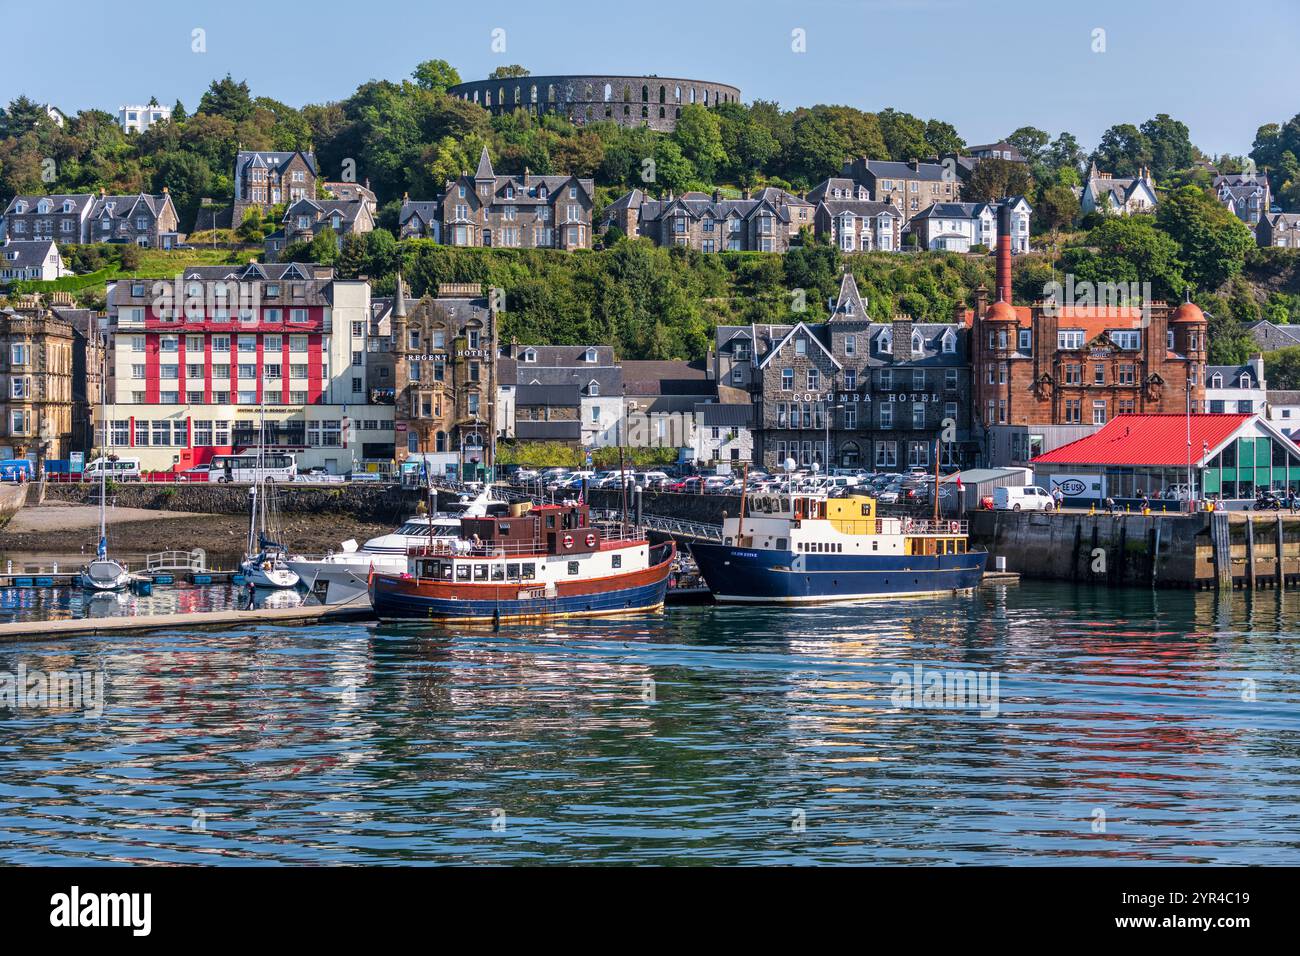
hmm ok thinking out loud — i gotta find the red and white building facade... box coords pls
[102,262,393,473]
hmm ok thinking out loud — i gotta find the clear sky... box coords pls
[5,0,1298,157]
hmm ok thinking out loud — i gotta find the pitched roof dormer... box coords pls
[829,271,866,321]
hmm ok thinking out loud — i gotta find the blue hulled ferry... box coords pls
[689,492,986,604]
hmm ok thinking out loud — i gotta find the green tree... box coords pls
[877,108,929,161]
[672,105,726,183]
[1139,113,1194,181]
[197,75,254,122]
[488,65,530,79]
[1006,126,1050,165]
[1036,184,1080,234]
[411,59,461,93]
[1155,185,1254,291]
[1091,123,1152,177]
[1264,346,1300,389]
[965,158,1033,202]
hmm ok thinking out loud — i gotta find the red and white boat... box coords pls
[369,502,675,623]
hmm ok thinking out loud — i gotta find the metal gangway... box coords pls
[431,482,724,541]
[145,548,208,573]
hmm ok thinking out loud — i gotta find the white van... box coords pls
[83,456,142,480]
[994,485,1056,512]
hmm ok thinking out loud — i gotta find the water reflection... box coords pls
[0,582,1296,865]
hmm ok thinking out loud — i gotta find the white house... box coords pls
[1206,357,1267,414]
[1079,163,1158,216]
[692,402,754,466]
[119,103,172,134]
[0,239,69,283]
[908,197,1031,253]
[1267,390,1300,438]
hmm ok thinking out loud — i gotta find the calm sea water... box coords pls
[1,582,1298,865]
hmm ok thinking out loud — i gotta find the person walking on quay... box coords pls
[1052,486,1064,511]
[1288,487,1298,513]
[1104,495,1116,514]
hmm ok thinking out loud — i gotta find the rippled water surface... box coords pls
[1,582,1298,864]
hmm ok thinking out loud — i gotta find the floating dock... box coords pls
[0,602,375,643]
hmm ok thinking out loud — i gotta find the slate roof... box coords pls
[806,178,866,203]
[635,195,789,224]
[818,199,900,219]
[515,384,580,407]
[464,147,594,203]
[1246,320,1300,352]
[89,192,174,223]
[1207,364,1263,389]
[399,200,440,227]
[0,239,61,270]
[3,193,95,216]
[516,420,582,441]
[620,359,714,396]
[696,402,753,427]
[854,160,950,182]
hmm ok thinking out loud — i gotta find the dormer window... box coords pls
[522,348,536,363]
[912,332,923,353]
[584,348,597,363]
[37,200,50,214]
[1210,373,1223,388]
[878,330,892,354]
[942,330,956,353]
[538,186,547,199]
[14,202,25,214]
[62,201,73,213]
[1241,373,1252,389]
[588,380,600,397]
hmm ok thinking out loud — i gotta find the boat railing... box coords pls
[407,539,551,558]
[900,518,968,536]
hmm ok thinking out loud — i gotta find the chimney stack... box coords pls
[996,203,1012,303]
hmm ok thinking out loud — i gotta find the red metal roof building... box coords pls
[1030,413,1300,500]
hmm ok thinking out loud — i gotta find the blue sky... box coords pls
[5,0,1298,157]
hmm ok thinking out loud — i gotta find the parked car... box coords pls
[641,471,671,490]
[178,464,212,482]
[993,485,1056,512]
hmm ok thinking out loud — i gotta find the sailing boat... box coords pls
[239,389,300,589]
[80,351,131,592]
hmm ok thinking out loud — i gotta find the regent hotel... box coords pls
[104,263,392,472]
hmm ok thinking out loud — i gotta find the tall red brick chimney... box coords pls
[996,203,1012,303]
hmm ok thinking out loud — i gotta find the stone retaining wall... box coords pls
[42,482,426,523]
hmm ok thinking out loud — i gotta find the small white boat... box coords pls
[241,552,301,589]
[80,556,132,592]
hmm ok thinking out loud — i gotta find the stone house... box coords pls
[0,295,76,465]
[2,194,96,243]
[842,158,962,220]
[232,150,318,229]
[264,198,374,261]
[87,191,181,248]
[813,199,902,252]
[602,189,790,252]
[716,272,973,470]
[383,277,498,473]
[441,148,594,249]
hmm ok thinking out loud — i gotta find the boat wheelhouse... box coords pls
[690,492,986,604]
[369,501,675,622]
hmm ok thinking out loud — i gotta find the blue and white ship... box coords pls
[689,492,986,603]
